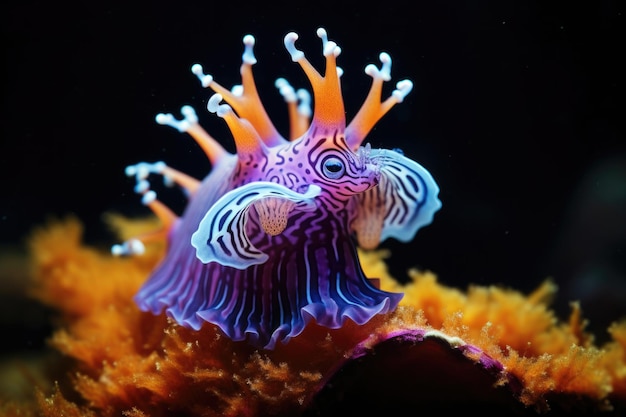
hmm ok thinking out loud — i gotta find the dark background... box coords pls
[1,1,625,347]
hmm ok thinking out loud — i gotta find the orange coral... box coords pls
[364,249,621,413]
[604,321,626,409]
[2,216,626,415]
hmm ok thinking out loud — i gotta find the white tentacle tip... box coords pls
[324,41,341,58]
[180,105,198,124]
[284,32,304,62]
[378,52,392,81]
[191,63,213,88]
[134,179,150,194]
[207,94,232,117]
[111,239,145,256]
[155,111,191,132]
[242,34,257,65]
[364,52,392,82]
[275,78,297,103]
[142,190,157,205]
[231,85,244,97]
[316,28,327,41]
[316,28,340,58]
[155,112,173,125]
[296,88,312,117]
[124,164,137,177]
[392,79,413,102]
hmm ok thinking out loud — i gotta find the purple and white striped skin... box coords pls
[115,29,442,349]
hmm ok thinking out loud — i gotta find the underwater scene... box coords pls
[1,2,625,416]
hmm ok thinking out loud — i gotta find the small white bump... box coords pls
[155,112,188,132]
[284,32,304,62]
[180,106,198,124]
[134,179,150,194]
[317,28,340,58]
[316,28,328,43]
[111,239,145,256]
[323,40,337,57]
[154,161,166,172]
[231,85,244,97]
[296,89,312,117]
[155,113,171,125]
[191,64,213,88]
[207,93,232,117]
[392,79,413,102]
[275,78,296,103]
[136,164,150,180]
[242,34,257,65]
[379,52,392,81]
[142,190,157,205]
[128,239,145,255]
[111,244,123,256]
[125,165,137,177]
[364,52,393,82]
[207,94,223,113]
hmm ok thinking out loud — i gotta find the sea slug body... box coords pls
[115,28,442,349]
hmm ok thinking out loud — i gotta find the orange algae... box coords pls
[3,216,626,416]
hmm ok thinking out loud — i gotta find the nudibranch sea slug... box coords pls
[114,28,442,349]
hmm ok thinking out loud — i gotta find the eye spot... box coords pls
[322,156,346,179]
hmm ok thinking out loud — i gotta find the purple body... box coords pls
[123,29,441,349]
